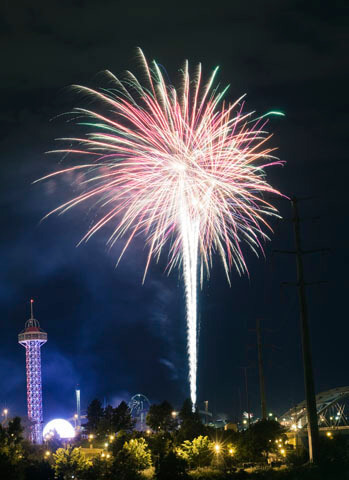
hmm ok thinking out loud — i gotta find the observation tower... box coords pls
[18,300,47,443]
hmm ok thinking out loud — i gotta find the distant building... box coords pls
[224,422,238,432]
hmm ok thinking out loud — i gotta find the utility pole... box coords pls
[256,318,267,420]
[244,367,251,427]
[291,197,319,463]
[274,196,328,463]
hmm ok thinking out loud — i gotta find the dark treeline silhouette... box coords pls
[1,401,348,479]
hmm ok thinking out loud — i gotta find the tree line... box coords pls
[1,398,348,480]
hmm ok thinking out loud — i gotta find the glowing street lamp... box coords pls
[2,409,8,423]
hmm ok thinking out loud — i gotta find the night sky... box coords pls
[1,1,348,424]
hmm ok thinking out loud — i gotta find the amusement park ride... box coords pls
[128,394,150,430]
[18,300,47,444]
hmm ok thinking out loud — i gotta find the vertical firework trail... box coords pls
[39,50,284,408]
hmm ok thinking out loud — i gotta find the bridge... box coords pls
[280,386,349,448]
[281,386,349,430]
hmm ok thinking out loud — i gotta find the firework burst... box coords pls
[39,50,284,407]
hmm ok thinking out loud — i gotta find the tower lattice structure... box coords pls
[18,300,47,444]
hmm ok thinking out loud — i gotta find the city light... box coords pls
[214,444,220,453]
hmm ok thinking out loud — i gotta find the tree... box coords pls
[83,456,112,480]
[98,405,114,435]
[24,460,54,480]
[156,451,189,480]
[176,399,205,442]
[112,401,135,432]
[237,419,286,462]
[7,417,23,445]
[147,431,172,473]
[86,399,104,434]
[122,437,152,470]
[146,401,177,432]
[179,399,194,423]
[0,451,24,480]
[176,435,214,468]
[0,417,25,480]
[45,429,63,452]
[110,430,132,456]
[53,447,90,480]
[111,448,142,480]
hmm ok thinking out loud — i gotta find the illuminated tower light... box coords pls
[18,299,47,444]
[75,385,81,430]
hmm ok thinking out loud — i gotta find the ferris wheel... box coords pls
[128,394,150,430]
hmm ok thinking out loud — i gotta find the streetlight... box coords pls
[2,409,8,423]
[213,444,221,467]
[88,434,94,449]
